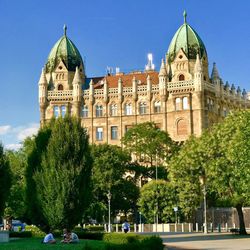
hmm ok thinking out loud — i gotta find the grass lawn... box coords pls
[0,238,106,250]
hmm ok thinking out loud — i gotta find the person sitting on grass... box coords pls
[61,229,79,244]
[43,229,56,244]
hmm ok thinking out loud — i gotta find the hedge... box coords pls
[9,231,32,238]
[104,235,164,250]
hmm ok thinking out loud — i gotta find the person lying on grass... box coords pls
[61,228,79,244]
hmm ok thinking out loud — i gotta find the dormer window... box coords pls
[179,74,185,81]
[58,84,63,90]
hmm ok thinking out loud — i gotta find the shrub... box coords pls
[103,233,140,244]
[85,225,105,232]
[77,231,104,240]
[25,225,45,237]
[103,233,163,250]
[9,231,32,238]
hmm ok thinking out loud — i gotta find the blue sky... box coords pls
[0,0,250,150]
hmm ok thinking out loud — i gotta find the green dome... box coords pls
[167,12,207,63]
[45,27,84,73]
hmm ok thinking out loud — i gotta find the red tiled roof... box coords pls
[92,71,159,89]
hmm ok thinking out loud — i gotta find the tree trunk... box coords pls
[235,204,247,235]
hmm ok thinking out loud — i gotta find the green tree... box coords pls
[169,134,211,221]
[4,150,26,220]
[89,144,139,222]
[0,143,11,217]
[170,111,250,234]
[122,122,178,179]
[138,180,178,223]
[25,125,52,226]
[26,117,92,230]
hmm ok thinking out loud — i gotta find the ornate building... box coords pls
[39,13,250,144]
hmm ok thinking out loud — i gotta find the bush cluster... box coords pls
[104,235,163,250]
[9,231,32,238]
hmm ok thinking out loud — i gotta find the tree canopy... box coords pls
[169,110,250,234]
[26,117,92,230]
[138,180,178,223]
[4,150,26,220]
[88,144,139,222]
[122,122,178,167]
[0,143,11,217]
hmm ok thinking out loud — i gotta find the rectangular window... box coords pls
[111,126,118,140]
[61,105,66,117]
[53,106,60,118]
[82,106,88,117]
[96,127,103,141]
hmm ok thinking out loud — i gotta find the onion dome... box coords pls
[45,25,84,73]
[167,11,207,63]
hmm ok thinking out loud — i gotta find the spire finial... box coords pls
[63,24,67,36]
[183,10,187,23]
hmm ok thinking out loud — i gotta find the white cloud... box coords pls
[0,123,40,150]
[0,125,11,135]
[17,123,39,141]
[5,143,22,151]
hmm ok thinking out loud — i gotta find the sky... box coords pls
[0,0,250,150]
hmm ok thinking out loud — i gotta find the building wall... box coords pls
[42,71,249,144]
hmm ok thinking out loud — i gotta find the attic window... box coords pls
[58,84,63,90]
[179,55,183,59]
[179,74,185,81]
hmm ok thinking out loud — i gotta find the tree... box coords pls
[138,180,178,223]
[4,150,26,220]
[0,143,11,218]
[169,111,250,234]
[169,134,211,221]
[206,111,250,234]
[25,125,52,226]
[26,117,92,230]
[89,144,139,222]
[122,122,178,179]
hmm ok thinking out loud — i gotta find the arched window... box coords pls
[61,105,66,117]
[175,98,181,111]
[183,97,188,110]
[110,103,117,116]
[53,106,60,118]
[139,102,147,115]
[81,105,88,117]
[58,84,63,90]
[96,105,103,117]
[179,74,185,81]
[154,101,161,113]
[177,119,188,135]
[124,103,132,115]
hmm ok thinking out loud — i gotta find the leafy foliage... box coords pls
[138,180,178,223]
[4,150,26,219]
[122,122,178,168]
[25,117,92,230]
[0,143,11,217]
[87,144,139,222]
[33,116,92,230]
[169,110,250,233]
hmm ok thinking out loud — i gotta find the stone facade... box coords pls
[39,17,250,144]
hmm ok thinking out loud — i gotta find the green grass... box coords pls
[0,238,106,250]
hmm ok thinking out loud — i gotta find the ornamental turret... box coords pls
[194,54,203,91]
[39,67,48,126]
[147,75,152,101]
[72,66,82,117]
[159,59,167,97]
